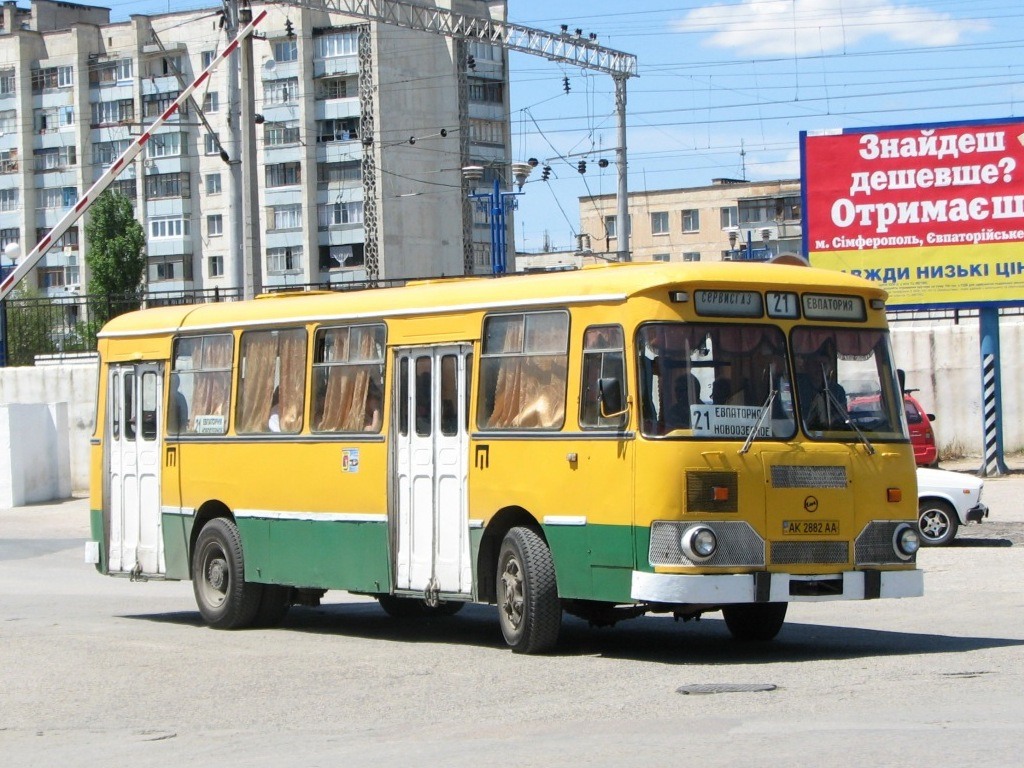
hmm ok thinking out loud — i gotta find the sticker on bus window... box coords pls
[193,415,226,434]
[691,404,770,439]
[341,448,360,473]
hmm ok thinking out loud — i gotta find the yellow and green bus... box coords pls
[88,261,922,653]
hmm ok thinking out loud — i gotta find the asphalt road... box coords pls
[2,466,1023,767]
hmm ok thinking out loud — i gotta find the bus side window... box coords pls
[172,334,233,436]
[312,324,385,433]
[236,328,307,434]
[478,311,568,430]
[580,325,626,429]
[140,371,158,441]
[123,372,136,441]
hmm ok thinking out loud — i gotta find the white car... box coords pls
[916,467,989,546]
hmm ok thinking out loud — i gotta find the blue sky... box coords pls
[108,1,1024,253]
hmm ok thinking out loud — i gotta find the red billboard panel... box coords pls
[802,119,1024,307]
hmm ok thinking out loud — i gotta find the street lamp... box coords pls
[463,162,534,275]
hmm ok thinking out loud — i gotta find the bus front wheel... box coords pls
[722,602,787,642]
[497,526,561,654]
[192,518,262,629]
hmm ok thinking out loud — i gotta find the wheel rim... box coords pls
[499,553,525,632]
[919,508,950,541]
[198,543,229,609]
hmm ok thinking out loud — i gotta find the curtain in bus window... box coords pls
[187,335,232,434]
[313,326,382,432]
[237,333,278,433]
[278,330,307,432]
[483,312,567,430]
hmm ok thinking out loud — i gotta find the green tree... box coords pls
[85,191,146,324]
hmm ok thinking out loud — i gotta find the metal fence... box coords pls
[0,280,409,367]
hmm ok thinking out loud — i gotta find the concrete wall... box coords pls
[0,402,71,506]
[0,318,1019,497]
[891,317,1024,457]
[0,362,96,492]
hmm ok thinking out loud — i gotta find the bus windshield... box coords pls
[792,327,907,441]
[638,323,795,439]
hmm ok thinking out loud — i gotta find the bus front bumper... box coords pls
[631,568,923,604]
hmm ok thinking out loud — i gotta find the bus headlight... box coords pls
[681,525,718,561]
[893,524,920,560]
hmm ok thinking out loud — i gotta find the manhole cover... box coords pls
[677,683,777,695]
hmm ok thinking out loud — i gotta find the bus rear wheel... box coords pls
[497,526,561,654]
[192,518,262,629]
[722,602,787,642]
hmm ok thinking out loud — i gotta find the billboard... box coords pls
[801,118,1024,308]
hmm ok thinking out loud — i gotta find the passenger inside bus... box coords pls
[797,347,848,430]
[168,373,189,434]
[665,373,701,429]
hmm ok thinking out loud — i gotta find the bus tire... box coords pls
[497,526,561,654]
[722,602,787,642]
[918,499,959,546]
[191,518,262,630]
[377,595,465,618]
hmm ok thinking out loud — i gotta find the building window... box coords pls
[88,58,133,86]
[264,78,299,105]
[651,211,669,235]
[94,139,131,166]
[204,133,220,155]
[41,187,78,209]
[147,132,182,159]
[319,243,364,270]
[205,173,222,195]
[652,253,670,262]
[0,70,15,96]
[201,50,216,69]
[109,179,137,199]
[266,163,302,188]
[603,214,631,239]
[0,188,17,212]
[202,92,219,113]
[34,146,77,172]
[274,39,299,62]
[265,122,301,146]
[682,252,701,262]
[315,77,351,100]
[91,99,134,126]
[208,254,224,277]
[318,200,364,228]
[35,106,75,132]
[0,110,14,133]
[270,204,303,231]
[207,215,223,237]
[267,246,302,274]
[147,55,182,78]
[143,92,187,120]
[146,173,190,199]
[469,119,504,145]
[31,66,74,92]
[317,161,361,184]
[720,206,738,228]
[1,228,20,249]
[316,118,359,142]
[314,29,359,58]
[149,217,190,239]
[468,80,503,103]
[682,209,700,232]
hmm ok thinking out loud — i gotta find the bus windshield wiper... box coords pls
[824,386,876,455]
[739,387,777,454]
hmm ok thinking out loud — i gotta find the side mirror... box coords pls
[927,413,936,421]
[598,377,628,418]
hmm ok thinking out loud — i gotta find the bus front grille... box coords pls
[770,540,850,565]
[855,521,918,565]
[770,465,848,489]
[649,521,765,567]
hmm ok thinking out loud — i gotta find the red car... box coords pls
[904,392,938,467]
[846,390,938,468]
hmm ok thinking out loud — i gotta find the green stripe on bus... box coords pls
[543,522,643,604]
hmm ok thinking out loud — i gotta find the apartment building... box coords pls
[0,0,512,298]
[577,178,804,264]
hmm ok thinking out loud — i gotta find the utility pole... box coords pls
[238,2,263,299]
[222,0,244,295]
[614,75,630,261]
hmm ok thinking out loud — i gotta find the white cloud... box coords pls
[675,0,989,56]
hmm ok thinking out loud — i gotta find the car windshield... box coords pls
[637,323,796,440]
[792,327,907,441]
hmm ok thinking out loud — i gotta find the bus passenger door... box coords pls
[393,346,472,600]
[106,363,164,576]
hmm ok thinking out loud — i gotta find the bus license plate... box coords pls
[783,520,839,535]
